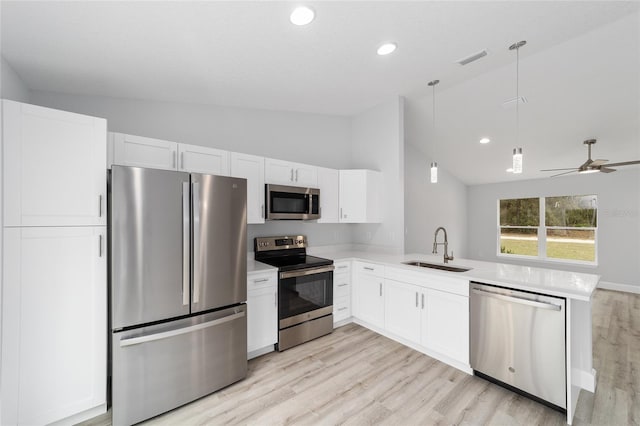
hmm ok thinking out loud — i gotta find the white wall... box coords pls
[1,56,30,102]
[467,169,640,288]
[404,143,468,257]
[350,97,405,252]
[29,90,355,247]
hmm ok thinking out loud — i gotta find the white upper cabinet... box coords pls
[3,100,107,227]
[112,132,178,171]
[230,152,265,224]
[264,158,318,187]
[316,167,339,223]
[339,169,382,223]
[178,143,229,176]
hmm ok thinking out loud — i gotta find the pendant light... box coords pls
[428,79,440,183]
[509,40,526,174]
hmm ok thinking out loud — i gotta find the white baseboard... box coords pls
[597,281,640,294]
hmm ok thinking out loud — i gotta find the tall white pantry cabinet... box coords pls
[1,100,107,425]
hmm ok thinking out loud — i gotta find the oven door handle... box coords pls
[280,265,335,279]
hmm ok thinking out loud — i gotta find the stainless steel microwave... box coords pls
[265,184,320,220]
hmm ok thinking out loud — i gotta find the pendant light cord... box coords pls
[516,44,520,147]
[432,82,436,156]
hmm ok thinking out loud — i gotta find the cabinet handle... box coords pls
[379,283,382,296]
[337,265,348,269]
[172,151,176,168]
[98,195,103,217]
[253,278,269,283]
[98,234,103,257]
[290,169,294,181]
[295,169,299,181]
[261,204,265,219]
[180,152,184,169]
[364,266,374,271]
[416,292,418,307]
[340,208,343,219]
[421,293,425,309]
[338,307,348,312]
[274,293,277,307]
[338,283,348,287]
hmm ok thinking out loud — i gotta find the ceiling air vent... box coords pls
[455,49,488,66]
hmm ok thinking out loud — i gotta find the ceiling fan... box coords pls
[540,139,640,177]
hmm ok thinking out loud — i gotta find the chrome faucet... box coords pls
[432,226,454,264]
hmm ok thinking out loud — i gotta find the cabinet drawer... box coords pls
[334,277,351,298]
[334,261,351,274]
[354,261,384,277]
[247,271,277,290]
[333,296,351,321]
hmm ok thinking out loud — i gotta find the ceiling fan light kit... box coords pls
[540,138,640,177]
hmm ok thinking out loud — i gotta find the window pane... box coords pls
[500,198,539,226]
[547,229,595,262]
[546,195,597,227]
[500,228,538,256]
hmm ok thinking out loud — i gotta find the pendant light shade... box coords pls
[428,79,440,183]
[509,40,526,174]
[512,148,523,174]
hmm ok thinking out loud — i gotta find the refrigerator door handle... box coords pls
[182,182,190,306]
[119,311,246,347]
[192,181,201,304]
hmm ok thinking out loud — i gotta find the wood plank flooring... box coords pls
[83,289,638,425]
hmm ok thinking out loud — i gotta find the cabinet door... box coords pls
[353,273,385,329]
[113,132,178,170]
[422,289,469,364]
[230,152,265,224]
[292,162,318,187]
[339,170,366,223]
[178,143,230,176]
[264,158,295,185]
[247,273,277,355]
[316,167,339,223]
[385,280,421,344]
[2,227,106,425]
[3,100,107,227]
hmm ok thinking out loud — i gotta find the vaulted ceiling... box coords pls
[2,1,638,184]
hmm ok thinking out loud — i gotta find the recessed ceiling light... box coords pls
[479,137,491,144]
[377,42,397,56]
[506,168,514,173]
[290,6,315,26]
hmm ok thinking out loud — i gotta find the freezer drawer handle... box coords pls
[471,287,562,311]
[119,311,246,347]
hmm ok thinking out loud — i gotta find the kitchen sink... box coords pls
[402,261,472,273]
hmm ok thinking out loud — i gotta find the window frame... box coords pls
[496,196,598,266]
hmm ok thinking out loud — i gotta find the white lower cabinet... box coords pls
[1,226,107,426]
[384,279,422,343]
[352,262,385,329]
[333,261,352,324]
[247,270,278,358]
[422,289,469,364]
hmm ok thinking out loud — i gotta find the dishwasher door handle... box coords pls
[471,288,562,311]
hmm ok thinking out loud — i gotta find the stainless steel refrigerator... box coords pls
[109,165,247,425]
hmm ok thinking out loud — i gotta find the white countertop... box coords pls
[321,250,600,301]
[247,248,599,301]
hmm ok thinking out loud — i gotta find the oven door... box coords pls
[279,266,333,327]
[266,184,320,220]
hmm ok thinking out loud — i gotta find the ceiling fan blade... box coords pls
[550,170,578,178]
[599,167,616,173]
[590,159,608,166]
[540,167,578,172]
[604,160,640,167]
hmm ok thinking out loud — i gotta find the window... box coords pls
[498,195,597,263]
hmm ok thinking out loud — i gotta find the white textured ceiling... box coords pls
[1,1,639,184]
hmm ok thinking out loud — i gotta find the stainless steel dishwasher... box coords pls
[470,282,566,411]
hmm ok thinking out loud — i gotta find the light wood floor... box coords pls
[84,289,639,425]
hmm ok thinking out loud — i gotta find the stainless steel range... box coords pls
[255,236,334,351]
